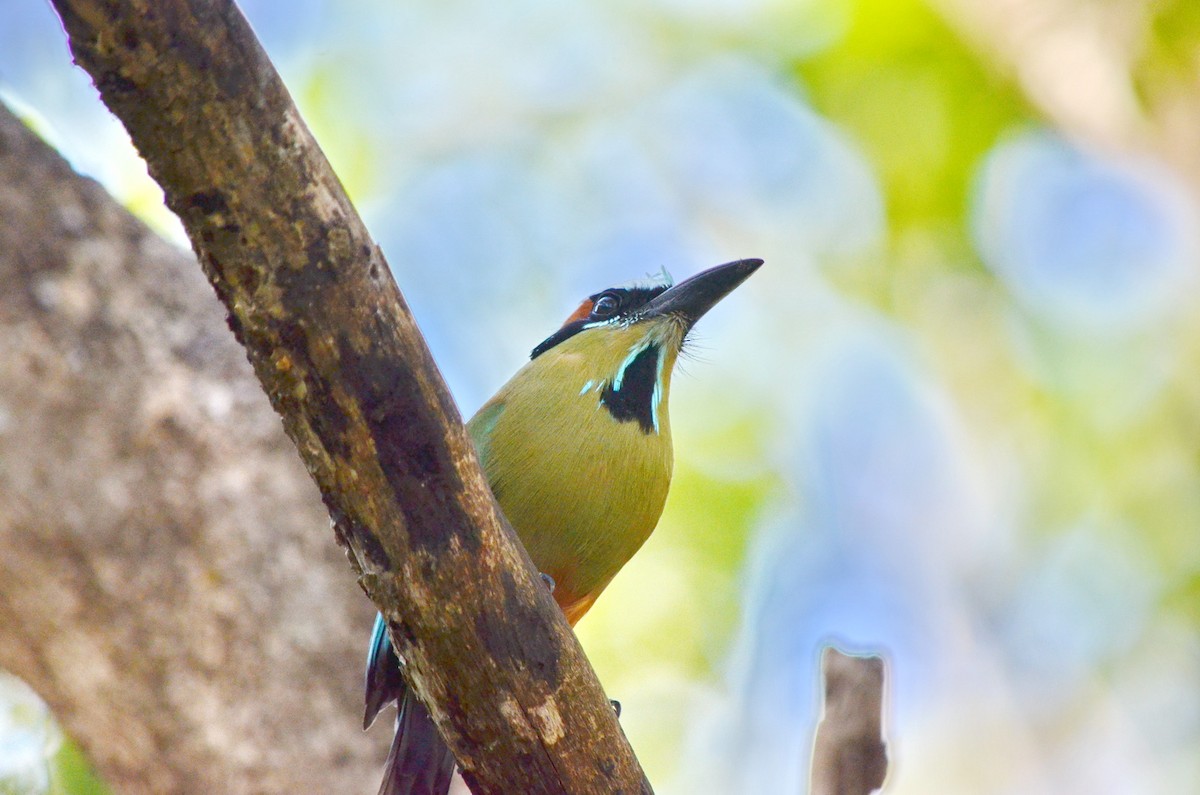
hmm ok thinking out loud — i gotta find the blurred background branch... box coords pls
[809,647,888,795]
[931,0,1200,193]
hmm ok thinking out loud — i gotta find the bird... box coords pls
[363,257,762,795]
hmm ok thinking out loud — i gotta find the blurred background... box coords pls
[3,0,1200,792]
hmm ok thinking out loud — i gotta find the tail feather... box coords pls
[379,688,457,795]
[366,612,457,795]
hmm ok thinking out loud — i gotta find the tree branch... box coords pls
[45,1,649,793]
[0,101,382,792]
[809,647,888,795]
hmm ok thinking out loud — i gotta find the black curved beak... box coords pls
[641,258,763,329]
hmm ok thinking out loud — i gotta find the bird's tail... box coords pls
[378,687,458,795]
[367,613,457,795]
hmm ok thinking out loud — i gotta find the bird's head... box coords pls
[527,258,762,434]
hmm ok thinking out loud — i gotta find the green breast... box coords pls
[466,353,674,614]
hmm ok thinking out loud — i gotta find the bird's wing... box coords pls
[466,399,506,462]
[364,612,406,730]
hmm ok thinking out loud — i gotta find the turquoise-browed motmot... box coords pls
[363,258,762,795]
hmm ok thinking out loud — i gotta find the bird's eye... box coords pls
[592,294,620,318]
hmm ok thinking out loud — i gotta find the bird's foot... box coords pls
[611,699,621,718]
[540,572,556,594]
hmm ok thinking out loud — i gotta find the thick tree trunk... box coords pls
[0,103,384,792]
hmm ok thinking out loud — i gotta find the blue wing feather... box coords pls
[364,612,405,730]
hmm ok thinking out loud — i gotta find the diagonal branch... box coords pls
[48,1,650,793]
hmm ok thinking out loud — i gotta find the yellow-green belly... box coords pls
[467,349,674,624]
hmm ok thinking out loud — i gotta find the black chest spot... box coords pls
[601,345,660,434]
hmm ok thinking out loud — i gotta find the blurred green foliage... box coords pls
[800,0,1026,237]
[49,741,108,795]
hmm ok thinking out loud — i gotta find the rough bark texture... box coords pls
[0,103,384,792]
[44,1,650,793]
[808,647,888,795]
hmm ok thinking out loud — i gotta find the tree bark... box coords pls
[42,1,650,793]
[0,103,384,792]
